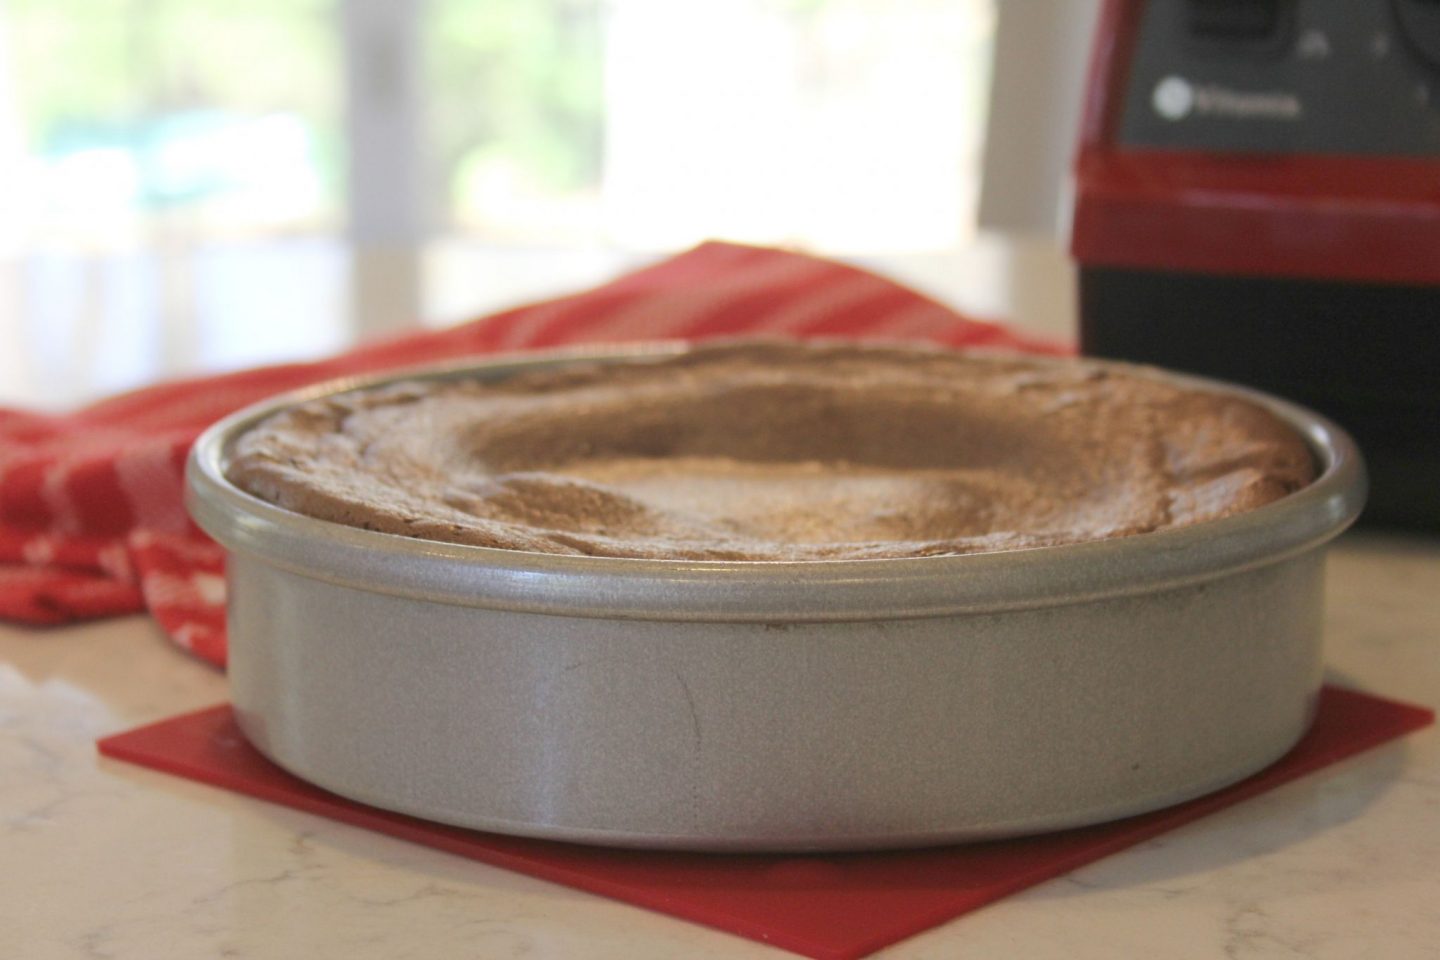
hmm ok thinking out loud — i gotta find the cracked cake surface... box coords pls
[225,341,1316,561]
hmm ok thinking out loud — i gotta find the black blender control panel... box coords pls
[1119,0,1440,155]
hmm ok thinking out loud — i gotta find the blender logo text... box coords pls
[1152,75,1303,122]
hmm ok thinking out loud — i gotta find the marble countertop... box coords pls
[4,531,1437,959]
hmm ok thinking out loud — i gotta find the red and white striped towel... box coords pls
[0,242,1067,667]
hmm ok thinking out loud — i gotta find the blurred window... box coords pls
[0,0,343,405]
[0,0,996,406]
[425,0,996,324]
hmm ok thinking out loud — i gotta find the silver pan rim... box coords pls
[186,340,1366,621]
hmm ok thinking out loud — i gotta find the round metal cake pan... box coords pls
[186,344,1366,852]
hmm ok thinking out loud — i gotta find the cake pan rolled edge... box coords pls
[186,343,1366,851]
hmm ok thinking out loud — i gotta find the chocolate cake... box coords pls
[225,341,1316,561]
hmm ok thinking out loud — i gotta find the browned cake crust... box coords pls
[225,341,1317,560]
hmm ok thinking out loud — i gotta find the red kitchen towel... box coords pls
[0,242,1066,665]
[97,686,1435,960]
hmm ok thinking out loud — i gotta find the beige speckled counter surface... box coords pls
[3,531,1437,960]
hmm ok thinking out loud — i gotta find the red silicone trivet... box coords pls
[98,685,1432,960]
